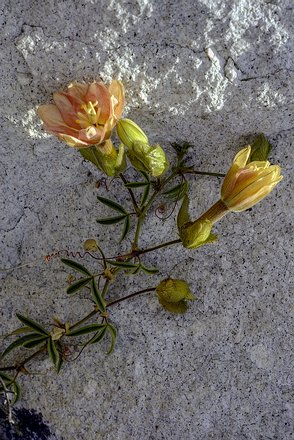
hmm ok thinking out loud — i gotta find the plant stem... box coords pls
[119,173,141,215]
[68,309,99,331]
[180,168,225,178]
[107,287,156,307]
[0,347,45,372]
[138,239,181,255]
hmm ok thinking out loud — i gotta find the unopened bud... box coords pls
[83,239,99,252]
[116,118,148,148]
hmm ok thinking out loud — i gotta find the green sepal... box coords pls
[177,194,191,230]
[249,134,272,162]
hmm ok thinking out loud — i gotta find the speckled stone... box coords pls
[0,0,293,439]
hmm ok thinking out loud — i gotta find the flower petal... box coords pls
[37,104,78,137]
[53,93,81,129]
[86,82,111,124]
[108,80,125,119]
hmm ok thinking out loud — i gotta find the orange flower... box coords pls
[38,80,124,148]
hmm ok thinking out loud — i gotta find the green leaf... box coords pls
[6,326,32,337]
[97,196,127,214]
[124,181,148,188]
[0,372,13,384]
[89,326,107,344]
[108,260,138,269]
[1,333,46,359]
[47,338,60,369]
[67,323,106,337]
[138,170,150,182]
[91,279,106,313]
[66,277,93,295]
[249,134,272,162]
[56,356,63,374]
[106,324,117,354]
[140,264,159,274]
[61,258,92,276]
[140,184,150,207]
[96,215,127,225]
[16,313,49,336]
[22,336,48,349]
[177,194,191,230]
[12,381,21,404]
[120,215,130,242]
[164,181,188,200]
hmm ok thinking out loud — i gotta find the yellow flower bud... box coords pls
[116,118,148,148]
[221,145,283,212]
[127,141,169,177]
[79,139,126,176]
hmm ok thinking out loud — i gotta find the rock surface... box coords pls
[0,0,293,439]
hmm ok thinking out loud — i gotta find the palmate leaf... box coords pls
[12,380,21,404]
[1,333,48,359]
[138,170,150,182]
[66,323,106,337]
[5,326,32,337]
[96,215,127,225]
[61,258,92,276]
[97,196,127,214]
[0,373,21,405]
[140,264,159,275]
[140,184,150,207]
[91,279,106,313]
[16,313,49,336]
[66,276,93,295]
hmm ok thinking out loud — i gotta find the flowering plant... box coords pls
[0,80,282,413]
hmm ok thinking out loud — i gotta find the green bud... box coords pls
[79,141,126,177]
[116,118,149,148]
[128,141,169,177]
[156,278,195,314]
[177,196,217,249]
[83,239,99,252]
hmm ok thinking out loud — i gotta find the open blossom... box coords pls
[221,145,283,211]
[38,80,124,148]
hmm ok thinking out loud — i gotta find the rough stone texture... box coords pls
[0,0,293,439]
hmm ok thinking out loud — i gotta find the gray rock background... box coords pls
[0,0,293,439]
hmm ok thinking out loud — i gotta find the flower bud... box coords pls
[156,278,195,314]
[83,239,99,252]
[179,218,217,249]
[127,141,169,177]
[221,145,283,212]
[116,118,148,148]
[79,140,126,176]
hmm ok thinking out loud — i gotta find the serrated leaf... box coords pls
[96,215,127,225]
[67,323,106,337]
[47,338,60,369]
[249,134,272,162]
[108,260,138,269]
[140,184,150,207]
[97,195,127,214]
[12,381,21,404]
[89,326,107,344]
[1,333,46,359]
[140,264,159,274]
[61,258,92,276]
[124,182,148,188]
[106,324,117,354]
[120,215,130,242]
[66,277,93,295]
[91,279,106,313]
[16,313,49,336]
